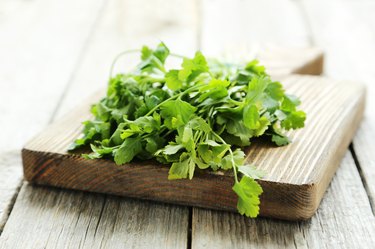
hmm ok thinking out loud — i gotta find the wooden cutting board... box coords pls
[21,50,365,220]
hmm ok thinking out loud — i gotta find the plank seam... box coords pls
[350,144,375,216]
[187,207,192,249]
[94,195,107,238]
[0,179,23,236]
[297,221,311,249]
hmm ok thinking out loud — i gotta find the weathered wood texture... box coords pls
[53,0,200,120]
[0,152,22,233]
[0,0,105,232]
[258,47,323,76]
[0,0,105,152]
[200,0,311,55]
[2,0,325,242]
[192,152,375,249]
[22,75,365,220]
[1,0,374,247]
[0,183,189,249]
[190,0,375,247]
[200,0,322,76]
[1,0,198,246]
[301,0,375,213]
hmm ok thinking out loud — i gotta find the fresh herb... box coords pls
[69,43,306,217]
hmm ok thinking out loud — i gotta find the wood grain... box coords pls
[53,0,200,120]
[0,183,188,249]
[200,0,323,76]
[1,0,373,247]
[301,0,375,214]
[0,0,105,152]
[0,0,105,232]
[258,47,323,76]
[22,75,365,220]
[0,152,22,232]
[1,0,198,246]
[194,0,374,247]
[191,152,375,249]
[200,0,311,55]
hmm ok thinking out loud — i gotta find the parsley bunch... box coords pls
[70,43,306,217]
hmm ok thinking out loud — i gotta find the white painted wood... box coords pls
[0,184,188,249]
[0,0,105,233]
[1,0,374,247]
[54,0,199,120]
[200,0,311,58]
[301,0,375,211]
[0,0,105,151]
[1,0,198,247]
[21,75,365,221]
[192,152,375,249]
[192,0,375,248]
[0,151,22,232]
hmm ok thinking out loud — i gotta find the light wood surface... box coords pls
[192,152,375,249]
[190,0,375,247]
[0,183,189,249]
[1,0,374,248]
[0,0,105,232]
[301,0,375,215]
[1,0,196,247]
[192,1,374,247]
[200,0,323,76]
[22,75,365,220]
[0,152,22,232]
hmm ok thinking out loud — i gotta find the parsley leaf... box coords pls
[178,51,209,81]
[160,99,197,128]
[232,176,263,217]
[165,70,183,91]
[114,137,142,164]
[70,42,306,218]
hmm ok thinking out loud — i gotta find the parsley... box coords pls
[70,42,306,218]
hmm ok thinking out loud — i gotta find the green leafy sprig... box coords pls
[70,43,306,217]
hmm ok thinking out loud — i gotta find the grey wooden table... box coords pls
[0,0,374,248]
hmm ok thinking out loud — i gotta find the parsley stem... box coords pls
[211,131,239,183]
[144,84,201,117]
[144,95,179,117]
[229,148,239,183]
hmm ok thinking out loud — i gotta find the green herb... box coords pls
[70,42,306,217]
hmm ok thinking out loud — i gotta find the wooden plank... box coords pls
[0,152,22,233]
[200,0,323,75]
[0,0,198,247]
[21,75,365,220]
[193,0,373,247]
[200,0,323,76]
[0,0,105,152]
[352,118,375,209]
[49,0,198,246]
[191,152,375,249]
[257,47,323,76]
[300,0,375,212]
[0,183,188,249]
[0,0,105,232]
[53,0,200,120]
[200,0,311,55]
